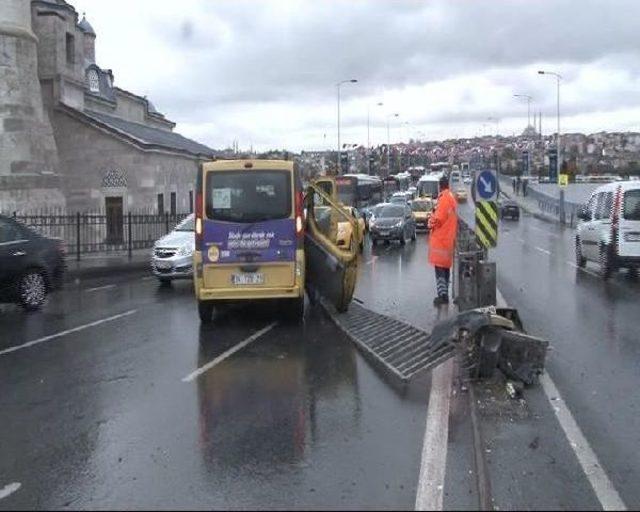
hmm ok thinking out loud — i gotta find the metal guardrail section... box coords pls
[325,300,456,382]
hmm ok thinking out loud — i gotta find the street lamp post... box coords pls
[367,101,384,174]
[487,116,500,136]
[336,79,358,174]
[514,94,533,127]
[538,70,562,182]
[386,113,399,175]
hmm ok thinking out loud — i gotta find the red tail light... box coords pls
[295,190,304,238]
[195,191,203,244]
[612,186,621,229]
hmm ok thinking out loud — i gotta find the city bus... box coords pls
[429,162,450,175]
[417,174,442,199]
[335,174,383,209]
[193,159,305,322]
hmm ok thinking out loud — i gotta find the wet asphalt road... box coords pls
[0,239,439,510]
[459,199,640,509]
[3,202,639,510]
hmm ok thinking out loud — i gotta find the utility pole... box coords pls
[336,79,358,174]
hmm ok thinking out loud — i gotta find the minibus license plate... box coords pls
[232,273,264,285]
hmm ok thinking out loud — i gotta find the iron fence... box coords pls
[5,209,191,260]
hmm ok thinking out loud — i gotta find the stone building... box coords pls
[0,0,215,224]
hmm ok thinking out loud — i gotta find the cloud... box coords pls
[70,0,640,150]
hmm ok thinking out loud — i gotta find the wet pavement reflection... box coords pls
[1,271,430,509]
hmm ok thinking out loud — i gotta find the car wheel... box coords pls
[399,231,406,246]
[628,267,638,280]
[18,270,47,311]
[575,237,587,268]
[599,244,615,280]
[411,227,417,241]
[198,300,214,323]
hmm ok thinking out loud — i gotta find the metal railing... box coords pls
[498,176,581,226]
[5,209,190,261]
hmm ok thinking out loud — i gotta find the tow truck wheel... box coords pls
[198,300,214,323]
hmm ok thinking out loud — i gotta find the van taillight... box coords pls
[612,186,621,228]
[295,191,304,238]
[195,192,203,244]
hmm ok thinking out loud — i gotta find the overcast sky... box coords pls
[70,0,640,152]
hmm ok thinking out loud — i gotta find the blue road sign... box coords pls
[476,170,497,201]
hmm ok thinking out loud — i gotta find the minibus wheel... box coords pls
[198,300,214,323]
[284,297,304,323]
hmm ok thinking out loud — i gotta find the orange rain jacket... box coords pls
[428,188,458,269]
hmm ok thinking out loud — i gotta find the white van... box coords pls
[575,182,640,279]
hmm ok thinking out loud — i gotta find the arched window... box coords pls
[87,69,99,93]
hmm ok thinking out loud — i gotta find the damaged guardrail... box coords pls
[447,216,548,385]
[430,306,549,386]
[452,217,497,311]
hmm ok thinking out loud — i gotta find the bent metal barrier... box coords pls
[316,202,547,385]
[304,180,359,313]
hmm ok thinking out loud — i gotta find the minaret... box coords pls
[0,0,61,208]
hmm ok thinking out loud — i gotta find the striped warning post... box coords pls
[475,200,498,248]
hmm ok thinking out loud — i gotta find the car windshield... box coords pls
[175,215,195,231]
[206,170,291,223]
[378,205,405,218]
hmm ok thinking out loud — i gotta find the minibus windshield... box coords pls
[206,170,291,223]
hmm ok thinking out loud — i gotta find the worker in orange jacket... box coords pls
[428,175,458,305]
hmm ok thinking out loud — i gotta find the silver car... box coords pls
[151,214,195,283]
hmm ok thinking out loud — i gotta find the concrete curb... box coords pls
[63,259,150,283]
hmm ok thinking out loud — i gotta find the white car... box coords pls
[151,214,195,284]
[575,182,640,279]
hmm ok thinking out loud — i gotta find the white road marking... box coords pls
[517,237,525,244]
[540,373,627,511]
[84,284,116,293]
[0,310,137,357]
[496,289,626,511]
[141,276,155,281]
[415,358,453,511]
[534,246,552,255]
[0,482,21,501]
[366,256,378,266]
[182,322,277,382]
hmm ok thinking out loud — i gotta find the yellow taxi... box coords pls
[410,198,434,231]
[455,188,468,202]
[337,206,365,252]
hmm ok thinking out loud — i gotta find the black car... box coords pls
[500,200,520,220]
[0,215,66,310]
[369,203,417,245]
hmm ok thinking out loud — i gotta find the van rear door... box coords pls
[618,187,640,258]
[202,168,296,290]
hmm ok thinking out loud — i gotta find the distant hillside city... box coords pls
[247,129,640,182]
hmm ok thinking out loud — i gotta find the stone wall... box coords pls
[0,0,63,210]
[53,110,198,212]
